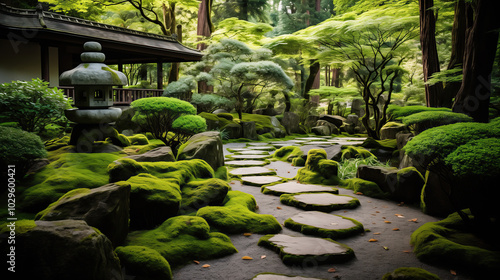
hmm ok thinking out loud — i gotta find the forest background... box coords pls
[8,0,500,128]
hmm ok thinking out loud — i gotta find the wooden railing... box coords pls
[59,86,164,105]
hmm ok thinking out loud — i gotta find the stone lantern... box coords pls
[60,41,128,151]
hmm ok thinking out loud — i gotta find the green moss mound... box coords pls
[20,152,123,212]
[273,146,303,162]
[291,157,305,167]
[361,137,397,150]
[126,216,237,267]
[125,174,182,229]
[108,158,214,185]
[340,146,375,161]
[387,105,451,121]
[295,149,341,185]
[382,267,440,280]
[411,210,500,277]
[0,126,47,173]
[402,111,474,134]
[127,134,150,145]
[284,214,364,239]
[342,178,388,199]
[444,138,500,178]
[403,122,500,166]
[233,112,285,132]
[0,219,36,235]
[197,190,282,234]
[115,246,173,280]
[180,178,230,214]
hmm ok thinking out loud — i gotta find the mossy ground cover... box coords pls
[19,150,123,212]
[411,210,500,277]
[179,178,230,214]
[341,178,388,199]
[115,246,173,280]
[381,267,439,280]
[197,190,282,234]
[126,216,238,268]
[295,149,341,186]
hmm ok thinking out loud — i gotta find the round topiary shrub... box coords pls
[0,126,47,176]
[402,111,473,134]
[386,105,451,121]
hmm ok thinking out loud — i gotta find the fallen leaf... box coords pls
[450,270,457,276]
[356,192,363,195]
[202,264,210,268]
[397,202,405,206]
[344,210,348,213]
[376,211,380,213]
[368,239,378,242]
[395,214,404,218]
[261,255,266,259]
[243,233,252,236]
[328,268,337,273]
[371,214,377,216]
[230,182,235,184]
[408,218,418,223]
[287,171,290,173]
[277,206,282,210]
[403,250,411,253]
[373,232,381,235]
[193,260,200,264]
[384,220,392,224]
[383,246,389,250]
[242,256,253,260]
[392,228,400,231]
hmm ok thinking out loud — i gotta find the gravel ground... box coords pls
[172,142,473,280]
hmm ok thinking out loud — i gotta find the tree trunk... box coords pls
[442,0,467,107]
[168,24,182,83]
[452,0,500,122]
[420,0,444,107]
[240,0,248,21]
[303,59,320,101]
[197,0,213,51]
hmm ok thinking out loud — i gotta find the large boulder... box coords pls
[421,169,468,216]
[356,165,425,203]
[281,112,301,134]
[36,183,131,246]
[319,114,345,128]
[311,125,331,136]
[241,121,258,140]
[351,99,364,118]
[380,122,408,140]
[177,131,224,171]
[317,120,339,134]
[1,219,122,279]
[126,146,175,162]
[223,122,242,139]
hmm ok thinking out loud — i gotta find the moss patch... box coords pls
[340,146,375,160]
[197,190,282,234]
[273,146,304,162]
[411,210,500,277]
[127,134,150,145]
[180,178,230,214]
[115,246,172,280]
[341,178,388,199]
[20,152,123,212]
[295,149,341,185]
[382,267,439,280]
[126,216,238,267]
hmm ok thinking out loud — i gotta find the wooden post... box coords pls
[157,61,163,89]
[41,44,50,82]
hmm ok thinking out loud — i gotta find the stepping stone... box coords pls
[280,193,360,212]
[284,211,364,239]
[247,142,271,146]
[258,234,354,265]
[229,167,276,176]
[226,154,271,160]
[242,176,282,186]
[246,146,276,151]
[234,150,270,155]
[225,160,268,167]
[306,141,334,146]
[295,137,329,141]
[252,273,326,280]
[261,181,338,196]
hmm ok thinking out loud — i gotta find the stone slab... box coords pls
[226,154,271,160]
[247,142,272,146]
[242,176,283,186]
[303,141,333,146]
[262,181,338,196]
[295,137,329,141]
[225,160,268,167]
[280,193,360,212]
[252,273,326,280]
[246,146,276,151]
[235,150,270,155]
[258,234,354,265]
[229,167,276,176]
[284,211,364,239]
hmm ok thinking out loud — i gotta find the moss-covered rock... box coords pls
[387,105,451,121]
[127,134,150,145]
[126,216,238,267]
[291,157,305,167]
[197,190,282,234]
[180,178,230,214]
[115,246,172,280]
[340,146,375,161]
[380,122,408,140]
[381,267,440,280]
[176,131,224,171]
[411,210,500,277]
[125,174,182,229]
[20,152,123,212]
[108,158,149,183]
[273,146,303,162]
[402,111,474,134]
[295,149,341,185]
[342,178,387,199]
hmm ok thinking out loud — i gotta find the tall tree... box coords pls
[452,0,500,122]
[420,0,444,107]
[196,0,214,50]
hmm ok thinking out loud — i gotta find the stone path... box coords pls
[173,137,472,280]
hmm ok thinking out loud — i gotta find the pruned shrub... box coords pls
[386,105,451,121]
[402,111,473,134]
